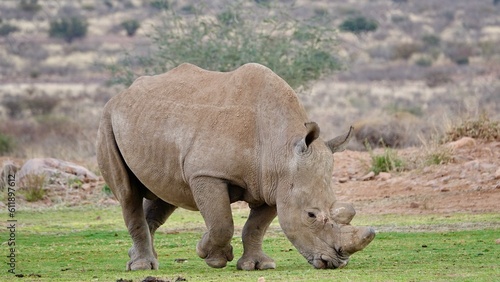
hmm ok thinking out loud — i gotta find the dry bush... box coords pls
[20,173,46,202]
[1,90,61,119]
[444,114,500,142]
[424,70,452,87]
[393,42,422,60]
[353,112,429,148]
[444,42,474,65]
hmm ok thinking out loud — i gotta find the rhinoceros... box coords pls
[97,63,375,271]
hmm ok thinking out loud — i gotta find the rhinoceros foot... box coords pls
[127,246,158,270]
[196,232,234,268]
[237,252,276,270]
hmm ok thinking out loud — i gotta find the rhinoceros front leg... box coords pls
[190,177,234,268]
[237,204,277,270]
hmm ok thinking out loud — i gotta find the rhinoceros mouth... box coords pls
[309,253,349,269]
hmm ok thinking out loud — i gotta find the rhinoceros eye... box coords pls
[307,212,316,219]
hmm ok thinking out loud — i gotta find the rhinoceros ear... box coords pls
[296,122,320,153]
[326,126,354,153]
[304,122,320,147]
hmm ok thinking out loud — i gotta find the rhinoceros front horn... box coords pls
[339,225,375,255]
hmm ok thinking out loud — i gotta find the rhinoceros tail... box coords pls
[96,104,134,202]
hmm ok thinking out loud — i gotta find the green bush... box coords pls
[421,34,440,48]
[0,133,15,155]
[109,1,341,90]
[49,17,88,43]
[20,173,46,202]
[368,146,405,174]
[121,19,140,37]
[150,0,169,10]
[19,0,41,12]
[0,23,19,36]
[339,16,377,34]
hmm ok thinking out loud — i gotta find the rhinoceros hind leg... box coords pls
[97,108,158,270]
[144,198,177,258]
[237,204,277,270]
[191,177,235,268]
[121,177,159,270]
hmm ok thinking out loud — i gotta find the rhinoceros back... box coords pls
[105,63,308,209]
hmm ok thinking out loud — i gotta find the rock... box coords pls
[445,137,476,150]
[18,158,98,187]
[338,177,349,183]
[495,239,500,244]
[1,161,19,189]
[410,202,419,208]
[361,171,375,181]
[377,172,391,181]
[495,167,500,180]
[258,277,266,282]
[464,160,480,170]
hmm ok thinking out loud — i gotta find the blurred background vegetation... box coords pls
[0,0,499,162]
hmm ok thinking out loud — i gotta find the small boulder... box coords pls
[494,167,500,180]
[445,137,476,150]
[377,172,391,181]
[361,171,375,181]
[18,158,98,186]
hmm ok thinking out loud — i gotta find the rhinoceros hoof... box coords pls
[237,254,276,270]
[196,241,234,268]
[126,258,159,271]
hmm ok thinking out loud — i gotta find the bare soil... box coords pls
[333,141,500,215]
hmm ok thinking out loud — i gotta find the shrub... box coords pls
[393,42,421,60]
[0,133,15,155]
[425,147,453,165]
[0,23,19,36]
[19,0,41,12]
[421,34,440,48]
[424,70,452,87]
[444,43,473,65]
[121,19,140,37]
[339,16,377,34]
[49,17,88,43]
[109,1,341,90]
[150,0,169,10]
[366,143,405,174]
[20,173,46,202]
[102,183,113,196]
[444,115,500,142]
[415,56,433,67]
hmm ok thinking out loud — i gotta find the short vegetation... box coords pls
[121,19,140,37]
[365,142,406,174]
[0,132,15,155]
[49,16,88,43]
[109,2,341,90]
[339,16,378,34]
[444,114,500,142]
[20,173,47,202]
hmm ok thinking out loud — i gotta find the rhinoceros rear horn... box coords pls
[326,126,354,153]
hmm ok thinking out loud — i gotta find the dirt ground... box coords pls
[2,139,499,216]
[333,140,500,215]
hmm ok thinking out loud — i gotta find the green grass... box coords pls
[1,206,499,281]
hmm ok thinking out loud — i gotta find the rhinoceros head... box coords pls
[276,123,375,269]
